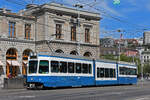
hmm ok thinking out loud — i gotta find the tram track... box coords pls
[0,84,149,100]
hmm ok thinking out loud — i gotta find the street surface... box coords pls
[0,81,150,100]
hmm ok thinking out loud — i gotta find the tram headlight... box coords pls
[31,78,33,81]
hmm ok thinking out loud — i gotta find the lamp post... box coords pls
[117,29,122,62]
[118,39,121,62]
[140,51,144,81]
[74,3,83,56]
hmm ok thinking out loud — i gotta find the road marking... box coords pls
[135,95,150,100]
[18,95,36,98]
[136,97,149,100]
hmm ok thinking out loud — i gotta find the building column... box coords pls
[1,54,6,78]
[44,12,49,40]
[17,53,22,75]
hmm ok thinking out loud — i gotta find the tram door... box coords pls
[7,63,19,78]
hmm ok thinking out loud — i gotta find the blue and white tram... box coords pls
[118,62,137,85]
[95,60,118,85]
[26,54,137,88]
[27,54,94,88]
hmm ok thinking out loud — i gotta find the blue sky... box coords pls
[0,0,150,39]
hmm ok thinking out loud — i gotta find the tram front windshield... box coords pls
[29,61,38,74]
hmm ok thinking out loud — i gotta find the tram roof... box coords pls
[36,52,135,66]
[38,52,93,61]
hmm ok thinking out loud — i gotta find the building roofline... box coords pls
[44,3,100,15]
[24,3,101,20]
[0,12,35,20]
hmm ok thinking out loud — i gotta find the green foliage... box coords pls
[100,54,117,61]
[100,54,141,74]
[143,63,150,74]
[120,54,133,62]
[101,54,139,63]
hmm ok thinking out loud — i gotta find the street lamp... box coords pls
[140,51,144,81]
[74,3,83,56]
[117,29,122,62]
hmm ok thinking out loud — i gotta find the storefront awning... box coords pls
[7,60,20,66]
[23,61,28,64]
[0,61,3,66]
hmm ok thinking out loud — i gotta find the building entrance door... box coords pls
[12,66,18,77]
[6,48,18,78]
[7,64,19,78]
[22,49,32,76]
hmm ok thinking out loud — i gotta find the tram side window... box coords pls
[129,68,137,75]
[110,69,113,78]
[60,61,67,73]
[105,68,109,78]
[113,69,116,78]
[127,68,131,75]
[100,68,104,78]
[76,63,81,73]
[29,61,38,74]
[68,62,74,73]
[82,64,88,74]
[97,68,100,78]
[39,60,49,74]
[97,68,115,78]
[119,67,137,75]
[119,67,125,75]
[51,61,59,73]
[133,69,137,75]
[89,64,92,74]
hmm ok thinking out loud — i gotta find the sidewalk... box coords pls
[0,75,5,89]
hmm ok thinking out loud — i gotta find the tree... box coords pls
[100,54,141,75]
[143,63,150,74]
[100,54,117,61]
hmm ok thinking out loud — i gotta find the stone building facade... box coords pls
[24,3,101,57]
[0,3,101,78]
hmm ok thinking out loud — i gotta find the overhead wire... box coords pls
[4,0,82,36]
[76,0,150,34]
[4,0,148,39]
[5,0,27,6]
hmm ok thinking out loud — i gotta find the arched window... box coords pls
[23,49,33,61]
[6,48,17,60]
[55,49,64,53]
[22,49,33,75]
[70,50,78,55]
[83,52,92,57]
